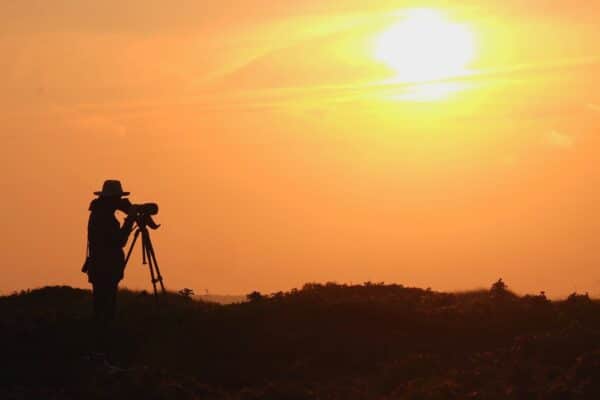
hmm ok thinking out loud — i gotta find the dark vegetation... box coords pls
[2,280,599,399]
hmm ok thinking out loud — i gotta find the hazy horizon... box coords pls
[2,1,600,298]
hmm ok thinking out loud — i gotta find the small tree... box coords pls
[247,291,264,302]
[490,278,508,298]
[566,292,591,305]
[178,288,195,299]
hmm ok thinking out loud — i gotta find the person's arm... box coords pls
[88,212,104,253]
[91,212,134,249]
[118,215,136,247]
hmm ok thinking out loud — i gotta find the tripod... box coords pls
[124,221,166,298]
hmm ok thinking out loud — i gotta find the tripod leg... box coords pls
[142,231,159,297]
[142,237,147,265]
[146,235,166,294]
[124,229,141,269]
[151,252,166,294]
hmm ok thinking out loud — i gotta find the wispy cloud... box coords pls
[546,130,574,149]
[587,103,600,112]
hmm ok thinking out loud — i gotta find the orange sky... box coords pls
[2,1,600,297]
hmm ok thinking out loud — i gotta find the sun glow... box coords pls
[392,82,473,102]
[375,9,476,83]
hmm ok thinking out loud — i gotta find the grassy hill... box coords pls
[1,281,599,399]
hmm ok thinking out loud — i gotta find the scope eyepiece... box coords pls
[118,200,160,229]
[137,203,158,216]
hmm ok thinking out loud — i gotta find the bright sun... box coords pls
[375,9,475,83]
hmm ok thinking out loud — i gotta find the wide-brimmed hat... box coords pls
[94,180,130,197]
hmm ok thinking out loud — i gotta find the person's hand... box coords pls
[118,197,133,213]
[127,204,139,218]
[124,208,137,227]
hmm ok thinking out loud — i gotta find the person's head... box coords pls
[99,195,124,210]
[93,180,130,210]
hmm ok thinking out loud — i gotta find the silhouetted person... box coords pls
[84,180,135,323]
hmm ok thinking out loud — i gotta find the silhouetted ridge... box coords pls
[2,282,599,399]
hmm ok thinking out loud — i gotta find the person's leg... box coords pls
[91,281,111,353]
[106,281,118,321]
[92,283,103,321]
[93,281,112,323]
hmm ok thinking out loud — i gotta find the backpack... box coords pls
[81,239,92,273]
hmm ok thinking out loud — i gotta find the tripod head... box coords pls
[123,201,165,297]
[132,204,160,230]
[119,199,160,230]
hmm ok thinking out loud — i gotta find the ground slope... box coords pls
[1,283,599,399]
